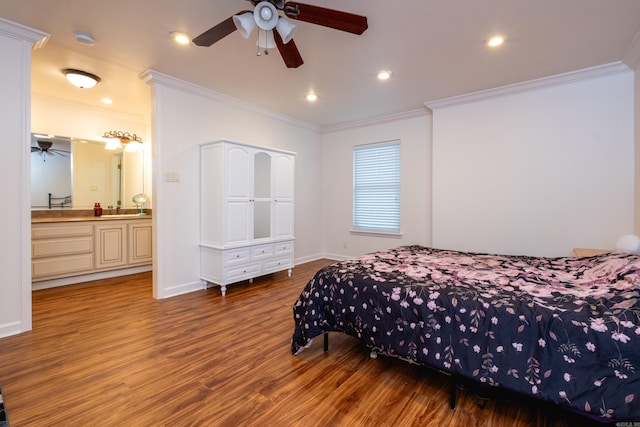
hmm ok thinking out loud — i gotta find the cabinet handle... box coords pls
[236,254,240,258]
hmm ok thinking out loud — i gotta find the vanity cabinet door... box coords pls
[128,222,152,264]
[95,223,127,269]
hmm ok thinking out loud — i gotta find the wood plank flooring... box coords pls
[0,260,604,426]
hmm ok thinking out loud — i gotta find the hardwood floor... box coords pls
[0,260,604,426]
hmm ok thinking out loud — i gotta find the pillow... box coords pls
[614,234,640,254]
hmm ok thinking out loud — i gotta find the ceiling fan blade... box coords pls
[274,31,303,68]
[31,147,40,152]
[284,2,368,35]
[51,149,71,157]
[192,11,249,47]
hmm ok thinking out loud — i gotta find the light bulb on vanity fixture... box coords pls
[103,130,144,152]
[62,68,101,89]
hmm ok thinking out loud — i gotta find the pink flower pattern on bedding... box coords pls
[291,245,640,422]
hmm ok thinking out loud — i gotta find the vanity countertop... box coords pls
[32,215,152,224]
[32,209,152,223]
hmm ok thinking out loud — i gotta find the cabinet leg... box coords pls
[288,268,292,277]
[221,285,227,297]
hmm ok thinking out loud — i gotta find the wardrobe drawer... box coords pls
[224,248,250,265]
[226,263,260,281]
[263,256,293,274]
[252,244,273,259]
[273,242,293,255]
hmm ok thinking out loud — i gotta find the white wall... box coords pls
[320,112,432,259]
[0,19,48,338]
[429,66,634,257]
[141,71,323,298]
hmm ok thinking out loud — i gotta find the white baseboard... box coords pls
[32,265,152,291]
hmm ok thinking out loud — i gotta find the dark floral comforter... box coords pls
[291,246,640,422]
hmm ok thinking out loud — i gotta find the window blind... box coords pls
[353,141,400,233]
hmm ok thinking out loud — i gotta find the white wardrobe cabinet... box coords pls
[200,140,295,296]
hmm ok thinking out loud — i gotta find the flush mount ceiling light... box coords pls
[75,32,95,46]
[103,130,144,152]
[62,69,101,89]
[305,93,317,102]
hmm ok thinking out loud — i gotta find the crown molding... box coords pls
[0,17,49,48]
[139,69,320,132]
[425,61,631,110]
[321,108,430,134]
[623,28,640,70]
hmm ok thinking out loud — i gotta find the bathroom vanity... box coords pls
[31,212,152,289]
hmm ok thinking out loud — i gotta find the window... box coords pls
[353,140,400,234]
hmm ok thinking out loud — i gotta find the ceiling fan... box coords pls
[31,140,70,161]
[192,0,368,68]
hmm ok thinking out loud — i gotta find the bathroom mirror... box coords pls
[30,134,146,210]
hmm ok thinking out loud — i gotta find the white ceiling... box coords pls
[2,0,640,128]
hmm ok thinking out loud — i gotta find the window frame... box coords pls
[351,139,402,237]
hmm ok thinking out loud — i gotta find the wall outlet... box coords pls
[343,242,348,249]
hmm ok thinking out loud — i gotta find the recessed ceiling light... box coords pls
[306,93,318,102]
[486,35,506,47]
[377,70,392,80]
[170,32,191,45]
[101,98,113,105]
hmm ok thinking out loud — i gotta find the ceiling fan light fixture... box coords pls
[275,17,297,44]
[233,12,257,39]
[254,1,278,30]
[256,29,276,49]
[62,69,100,89]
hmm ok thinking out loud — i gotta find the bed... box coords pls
[291,245,640,422]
